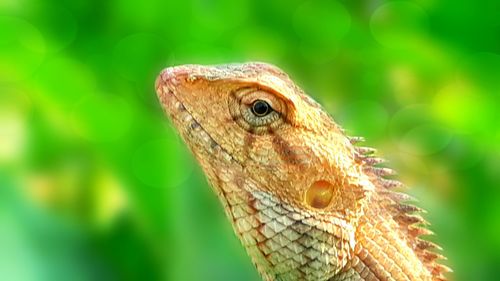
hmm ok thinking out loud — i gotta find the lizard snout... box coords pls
[155,66,191,101]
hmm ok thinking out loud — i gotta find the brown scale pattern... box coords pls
[221,181,355,281]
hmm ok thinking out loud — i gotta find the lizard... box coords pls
[155,62,450,281]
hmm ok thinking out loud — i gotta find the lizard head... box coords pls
[156,62,372,218]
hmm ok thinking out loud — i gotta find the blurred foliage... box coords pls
[0,0,499,280]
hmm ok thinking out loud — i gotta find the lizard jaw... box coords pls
[156,67,239,169]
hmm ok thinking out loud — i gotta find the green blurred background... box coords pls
[0,0,499,280]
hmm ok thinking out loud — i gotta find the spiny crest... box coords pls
[349,135,451,280]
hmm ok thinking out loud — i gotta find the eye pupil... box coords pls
[251,100,271,116]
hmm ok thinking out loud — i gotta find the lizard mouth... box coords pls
[155,68,239,167]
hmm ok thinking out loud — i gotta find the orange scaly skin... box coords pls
[155,63,450,281]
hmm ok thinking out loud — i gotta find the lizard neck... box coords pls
[206,164,357,281]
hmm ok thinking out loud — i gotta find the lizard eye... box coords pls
[230,88,287,134]
[251,100,272,117]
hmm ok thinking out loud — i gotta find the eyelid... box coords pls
[242,93,274,104]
